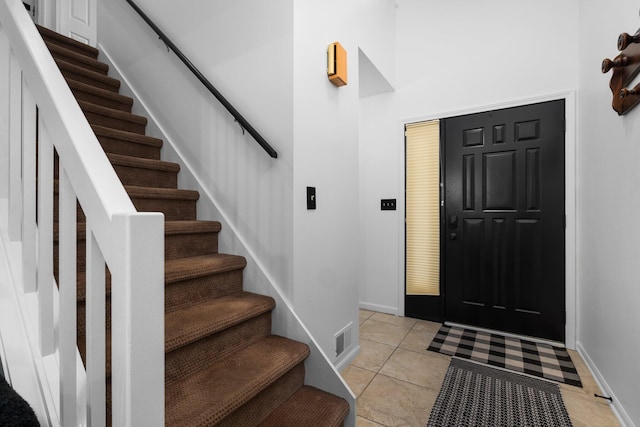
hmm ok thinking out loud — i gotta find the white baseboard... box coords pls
[576,342,635,427]
[335,344,360,373]
[359,302,398,316]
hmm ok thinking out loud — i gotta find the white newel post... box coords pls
[111,212,164,427]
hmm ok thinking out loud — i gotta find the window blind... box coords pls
[405,120,440,295]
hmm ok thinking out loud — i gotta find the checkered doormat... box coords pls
[428,325,582,387]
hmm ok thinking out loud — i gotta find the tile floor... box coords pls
[341,309,621,427]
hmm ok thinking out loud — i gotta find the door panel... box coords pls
[59,0,96,46]
[484,151,517,210]
[461,218,484,305]
[444,100,565,342]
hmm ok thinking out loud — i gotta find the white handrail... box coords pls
[0,0,164,425]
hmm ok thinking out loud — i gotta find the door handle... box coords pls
[449,232,457,240]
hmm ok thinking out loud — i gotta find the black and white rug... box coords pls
[427,358,573,427]
[0,374,39,426]
[428,325,582,387]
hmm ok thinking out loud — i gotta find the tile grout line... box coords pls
[356,315,451,426]
[350,311,621,427]
[355,320,404,422]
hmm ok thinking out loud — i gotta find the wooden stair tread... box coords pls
[165,220,221,235]
[79,100,147,126]
[78,325,113,380]
[91,125,163,148]
[165,291,275,353]
[55,58,120,91]
[45,41,109,74]
[259,386,350,427]
[165,335,310,426]
[54,181,195,199]
[68,79,133,108]
[75,271,112,303]
[36,24,99,58]
[125,185,199,200]
[107,153,180,173]
[40,24,350,426]
[165,253,246,283]
[53,221,85,241]
[53,220,219,240]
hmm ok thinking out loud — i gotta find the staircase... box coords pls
[38,25,349,426]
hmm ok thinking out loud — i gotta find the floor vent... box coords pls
[335,322,353,358]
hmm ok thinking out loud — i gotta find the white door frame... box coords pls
[21,0,37,21]
[397,90,577,349]
[39,0,57,29]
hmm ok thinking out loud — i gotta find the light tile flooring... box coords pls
[341,309,621,427]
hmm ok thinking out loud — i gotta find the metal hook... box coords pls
[234,119,246,135]
[159,36,170,52]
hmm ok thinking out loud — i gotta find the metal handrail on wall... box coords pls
[125,0,278,159]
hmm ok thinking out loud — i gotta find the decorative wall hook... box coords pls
[602,29,640,115]
[602,56,628,73]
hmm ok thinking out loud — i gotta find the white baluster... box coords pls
[59,164,77,427]
[37,116,55,356]
[21,79,36,293]
[86,225,106,427]
[0,27,9,200]
[8,51,21,241]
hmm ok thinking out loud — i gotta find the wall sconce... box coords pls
[327,42,347,87]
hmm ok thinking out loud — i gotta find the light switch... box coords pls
[307,187,316,210]
[381,199,396,211]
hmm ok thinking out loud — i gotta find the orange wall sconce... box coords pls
[327,41,347,87]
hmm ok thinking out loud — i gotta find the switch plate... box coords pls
[307,187,316,210]
[381,199,396,211]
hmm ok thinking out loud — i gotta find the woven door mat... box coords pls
[427,358,573,426]
[428,325,582,387]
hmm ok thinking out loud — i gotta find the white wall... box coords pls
[39,0,56,29]
[0,26,8,199]
[97,0,362,366]
[359,0,580,315]
[357,2,397,313]
[292,1,361,366]
[98,0,295,296]
[577,1,640,424]
[355,0,397,91]
[92,0,639,423]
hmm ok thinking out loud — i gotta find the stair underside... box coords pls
[38,24,349,427]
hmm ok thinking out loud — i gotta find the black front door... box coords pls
[444,100,565,342]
